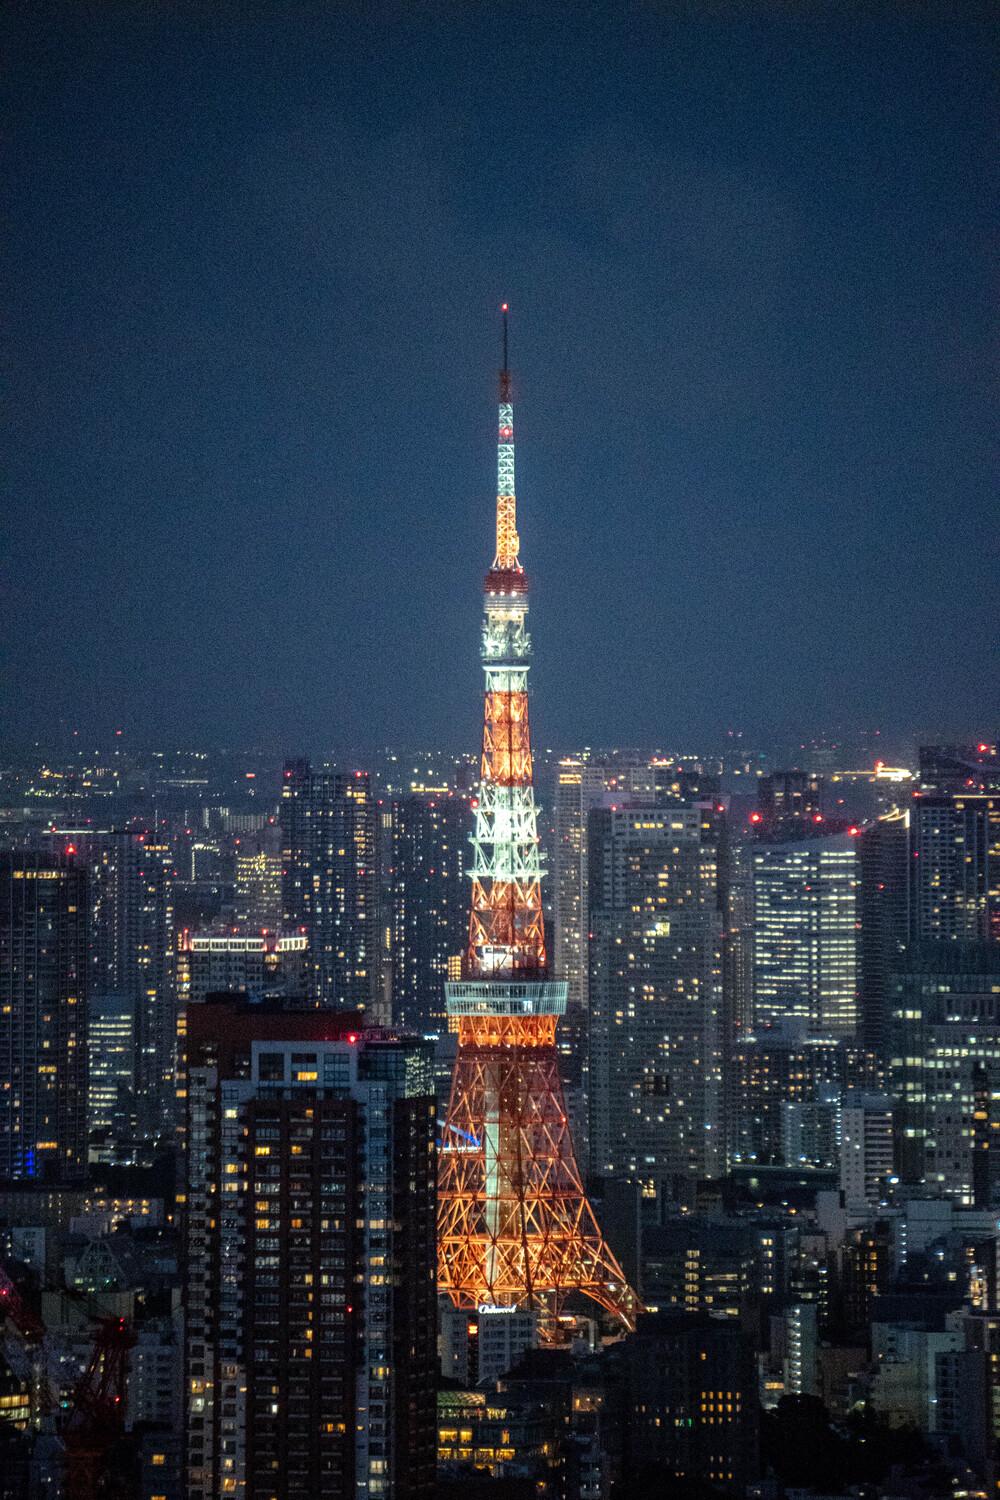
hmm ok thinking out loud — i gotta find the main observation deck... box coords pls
[445,979,567,1017]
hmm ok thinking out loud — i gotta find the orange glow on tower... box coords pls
[437,309,639,1331]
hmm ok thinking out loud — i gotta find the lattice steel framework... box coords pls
[438,308,639,1331]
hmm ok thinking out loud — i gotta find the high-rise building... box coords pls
[280,762,379,1012]
[733,1027,844,1167]
[909,792,1000,944]
[587,803,724,1201]
[51,829,176,1144]
[388,792,469,1031]
[552,757,606,1015]
[752,835,859,1036]
[87,991,135,1151]
[756,769,824,838]
[233,833,283,930]
[437,309,636,1329]
[183,997,437,1500]
[891,942,1000,1201]
[177,928,308,1007]
[857,810,909,1059]
[0,851,88,1182]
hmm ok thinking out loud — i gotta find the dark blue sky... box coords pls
[5,2,997,754]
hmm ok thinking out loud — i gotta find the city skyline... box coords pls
[6,4,996,750]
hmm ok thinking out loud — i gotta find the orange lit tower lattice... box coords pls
[437,307,640,1330]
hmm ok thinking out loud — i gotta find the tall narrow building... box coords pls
[0,851,88,1182]
[280,762,379,1011]
[50,828,176,1146]
[388,792,470,1031]
[587,804,725,1202]
[183,997,437,1500]
[857,809,909,1059]
[437,309,637,1328]
[552,757,606,1014]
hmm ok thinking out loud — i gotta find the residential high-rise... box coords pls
[183,997,437,1500]
[909,792,1000,944]
[437,308,637,1329]
[839,1092,894,1210]
[280,762,379,1012]
[752,834,859,1036]
[857,809,910,1059]
[0,851,88,1182]
[233,830,283,930]
[388,792,470,1031]
[177,928,308,1006]
[587,803,724,1202]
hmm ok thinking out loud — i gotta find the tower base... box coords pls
[438,979,640,1331]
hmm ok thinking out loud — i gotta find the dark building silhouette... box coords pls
[388,792,470,1030]
[182,997,436,1500]
[857,810,909,1059]
[621,1311,759,1492]
[755,770,824,839]
[0,851,88,1182]
[280,761,379,1012]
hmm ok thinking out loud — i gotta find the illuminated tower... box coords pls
[437,308,639,1329]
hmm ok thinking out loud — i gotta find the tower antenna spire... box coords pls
[493,303,519,570]
[500,301,510,401]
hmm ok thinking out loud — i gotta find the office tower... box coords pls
[909,791,1000,943]
[87,991,135,1153]
[183,997,437,1500]
[0,851,88,1182]
[280,762,379,1011]
[756,769,824,838]
[857,810,910,1058]
[752,834,859,1036]
[891,942,1000,1200]
[56,829,176,1143]
[388,792,470,1031]
[839,1092,894,1209]
[621,1312,759,1490]
[552,757,606,1014]
[177,928,308,1006]
[437,310,637,1329]
[587,803,724,1201]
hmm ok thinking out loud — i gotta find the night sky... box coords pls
[5,2,997,754]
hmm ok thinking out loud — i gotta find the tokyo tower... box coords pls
[437,307,639,1331]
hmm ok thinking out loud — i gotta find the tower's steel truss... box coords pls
[438,309,639,1331]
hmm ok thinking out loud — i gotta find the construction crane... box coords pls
[62,1316,136,1500]
[0,1263,135,1498]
